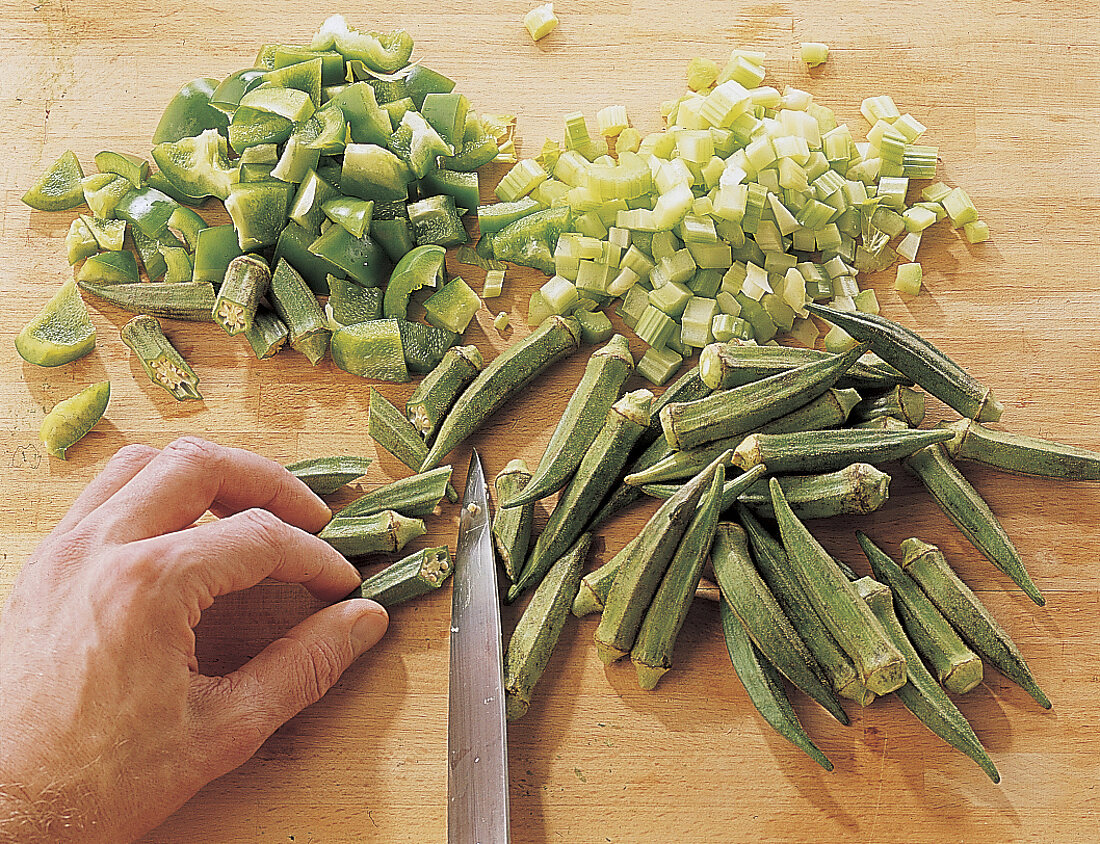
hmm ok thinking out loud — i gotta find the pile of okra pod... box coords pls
[451,305,1100,782]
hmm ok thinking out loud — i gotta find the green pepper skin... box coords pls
[383,245,446,319]
[152,77,230,145]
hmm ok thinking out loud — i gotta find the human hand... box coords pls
[0,437,388,843]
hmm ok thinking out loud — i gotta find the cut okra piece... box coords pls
[319,510,426,557]
[331,319,409,382]
[369,387,458,502]
[346,546,453,607]
[423,277,481,334]
[406,345,484,442]
[286,455,373,495]
[213,254,270,336]
[120,314,202,401]
[244,307,289,360]
[268,258,330,364]
[337,466,454,519]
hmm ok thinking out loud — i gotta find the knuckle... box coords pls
[109,442,159,470]
[163,436,224,471]
[237,507,290,551]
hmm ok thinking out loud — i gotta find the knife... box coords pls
[448,449,510,844]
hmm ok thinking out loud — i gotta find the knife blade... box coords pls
[448,449,510,844]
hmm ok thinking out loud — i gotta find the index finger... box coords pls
[91,437,332,544]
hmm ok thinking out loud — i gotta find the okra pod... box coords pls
[735,463,891,521]
[738,506,874,706]
[368,388,458,502]
[854,576,1000,783]
[335,466,453,519]
[504,533,590,721]
[712,521,849,724]
[405,345,484,443]
[806,303,1004,423]
[504,334,634,508]
[851,385,926,428]
[942,418,1100,481]
[852,415,909,431]
[80,280,216,321]
[720,601,834,771]
[120,314,202,401]
[509,389,653,601]
[585,367,711,530]
[660,344,867,451]
[698,340,911,392]
[770,479,907,695]
[344,546,452,607]
[594,451,730,664]
[903,444,1044,605]
[420,315,582,472]
[572,535,638,618]
[285,455,373,495]
[269,258,330,364]
[637,464,768,511]
[492,459,534,584]
[243,306,289,359]
[857,532,983,695]
[628,387,860,486]
[735,427,953,475]
[901,538,1051,709]
[318,509,426,557]
[213,254,270,335]
[631,463,726,690]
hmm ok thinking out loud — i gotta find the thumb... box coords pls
[192,599,388,775]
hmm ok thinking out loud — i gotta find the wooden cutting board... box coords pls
[2,1,1099,841]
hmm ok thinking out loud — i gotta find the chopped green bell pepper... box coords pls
[114,187,180,238]
[294,102,347,154]
[490,206,572,275]
[22,150,85,211]
[272,47,346,85]
[65,218,100,265]
[76,250,140,285]
[132,227,169,280]
[322,197,374,238]
[421,93,469,152]
[167,206,208,249]
[261,57,322,107]
[228,106,294,153]
[152,77,229,145]
[192,224,243,285]
[389,111,453,178]
[210,68,267,114]
[225,180,293,250]
[397,318,456,374]
[289,169,341,233]
[94,151,148,188]
[81,173,131,219]
[308,224,392,287]
[341,143,412,202]
[383,244,446,319]
[270,135,321,183]
[408,194,468,247]
[274,221,340,294]
[328,82,392,146]
[422,169,479,213]
[404,65,456,110]
[311,15,414,73]
[423,277,481,334]
[152,128,239,201]
[440,112,499,171]
[371,217,416,263]
[239,86,316,123]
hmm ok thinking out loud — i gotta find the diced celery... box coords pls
[575,211,608,239]
[563,111,591,151]
[871,205,906,237]
[576,259,615,296]
[921,182,952,202]
[650,231,681,264]
[854,288,880,314]
[715,290,741,316]
[832,275,860,299]
[617,284,649,329]
[681,296,719,347]
[528,290,553,326]
[761,293,795,331]
[524,2,559,41]
[637,344,683,385]
[964,219,990,243]
[719,55,766,89]
[824,324,859,352]
[800,42,829,67]
[734,292,777,342]
[903,205,937,232]
[635,305,676,346]
[893,113,927,142]
[483,268,506,298]
[596,105,630,137]
[824,256,850,280]
[607,266,640,297]
[540,275,579,313]
[876,176,909,209]
[648,281,692,318]
[679,214,718,243]
[942,186,978,227]
[860,95,900,125]
[896,231,921,262]
[607,226,631,250]
[493,311,510,331]
[616,126,642,154]
[895,261,922,296]
[496,158,548,202]
[620,244,655,279]
[686,57,720,92]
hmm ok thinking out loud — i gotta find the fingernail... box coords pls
[350,602,389,656]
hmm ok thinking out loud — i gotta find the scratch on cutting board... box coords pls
[865,727,889,844]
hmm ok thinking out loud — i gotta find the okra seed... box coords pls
[151,358,189,390]
[218,300,246,331]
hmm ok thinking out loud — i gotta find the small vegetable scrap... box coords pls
[524,3,559,42]
[800,42,829,67]
[40,381,110,459]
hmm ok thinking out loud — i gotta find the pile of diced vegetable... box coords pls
[473,48,989,385]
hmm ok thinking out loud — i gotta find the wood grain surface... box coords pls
[2,1,1099,841]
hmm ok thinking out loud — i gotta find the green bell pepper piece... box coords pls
[160,246,193,283]
[342,143,412,202]
[146,171,205,207]
[114,187,179,238]
[328,274,383,325]
[152,77,229,145]
[192,224,243,285]
[270,135,321,183]
[81,173,132,219]
[380,97,416,126]
[225,180,293,250]
[396,318,457,374]
[22,150,85,211]
[371,218,416,263]
[490,206,572,275]
[80,214,126,251]
[421,93,469,152]
[229,106,294,153]
[423,277,481,334]
[152,128,239,201]
[362,77,409,104]
[329,83,392,146]
[274,221,340,294]
[422,170,480,213]
[294,102,347,154]
[94,151,149,188]
[76,250,140,285]
[308,224,391,287]
[440,112,499,172]
[389,111,453,179]
[240,163,276,181]
[311,16,414,73]
[210,68,267,114]
[261,57,322,107]
[272,47,346,85]
[167,206,208,249]
[383,244,446,319]
[322,197,374,238]
[403,65,456,110]
[476,197,541,236]
[66,218,100,265]
[289,169,341,234]
[239,87,315,123]
[132,227,168,280]
[408,194,468,247]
